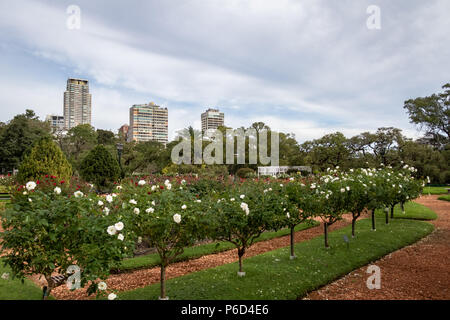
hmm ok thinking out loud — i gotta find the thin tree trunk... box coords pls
[43,276,54,300]
[290,226,295,258]
[390,205,394,219]
[401,202,405,214]
[160,263,166,299]
[351,216,356,238]
[324,222,329,248]
[385,208,389,224]
[371,209,376,231]
[238,247,245,273]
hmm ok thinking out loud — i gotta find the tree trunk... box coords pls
[290,226,295,258]
[324,222,329,248]
[401,202,405,214]
[371,209,376,231]
[160,263,166,299]
[43,276,54,300]
[385,208,389,225]
[390,205,394,219]
[351,216,356,238]
[238,247,245,272]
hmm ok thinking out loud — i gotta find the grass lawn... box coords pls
[423,186,449,195]
[0,259,43,300]
[437,195,450,202]
[120,221,319,271]
[375,201,437,220]
[119,215,434,300]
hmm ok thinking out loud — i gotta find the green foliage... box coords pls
[80,145,121,193]
[404,83,450,148]
[0,110,51,172]
[17,137,72,183]
[0,182,133,299]
[235,167,254,178]
[438,195,450,202]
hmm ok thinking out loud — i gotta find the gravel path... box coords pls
[304,195,450,300]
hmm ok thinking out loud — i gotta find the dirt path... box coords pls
[50,213,366,300]
[304,195,450,300]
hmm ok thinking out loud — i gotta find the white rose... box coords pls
[129,199,137,205]
[1,273,9,280]
[98,200,104,206]
[134,208,140,215]
[98,282,107,291]
[151,185,157,191]
[108,293,117,300]
[138,180,146,186]
[118,234,124,241]
[137,236,143,244]
[230,198,235,201]
[114,222,124,231]
[240,194,245,199]
[54,187,61,195]
[146,207,155,213]
[103,207,110,215]
[116,185,122,190]
[106,195,113,203]
[28,198,32,203]
[74,191,84,198]
[340,188,345,193]
[196,200,201,203]
[107,225,117,235]
[25,181,36,191]
[286,212,290,218]
[181,204,187,210]
[151,200,156,206]
[173,214,181,224]
[166,183,172,190]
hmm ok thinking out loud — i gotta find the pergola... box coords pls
[257,166,312,177]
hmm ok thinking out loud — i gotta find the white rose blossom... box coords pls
[118,234,124,241]
[145,207,154,213]
[107,225,117,235]
[138,180,146,186]
[54,187,61,195]
[108,293,117,300]
[114,222,124,231]
[98,282,107,291]
[134,208,140,215]
[181,204,187,210]
[98,200,104,206]
[173,214,181,224]
[25,181,36,191]
[106,195,113,203]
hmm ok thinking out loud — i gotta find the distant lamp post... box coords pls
[116,143,123,174]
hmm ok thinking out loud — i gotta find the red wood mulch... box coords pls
[304,195,450,300]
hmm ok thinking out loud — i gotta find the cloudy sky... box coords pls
[0,0,448,142]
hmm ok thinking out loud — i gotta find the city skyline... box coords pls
[1,1,449,142]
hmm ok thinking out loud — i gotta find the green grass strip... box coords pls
[0,259,44,300]
[119,221,319,271]
[423,186,449,195]
[375,201,437,220]
[437,195,450,202]
[119,216,434,300]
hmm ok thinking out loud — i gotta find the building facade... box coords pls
[45,114,65,133]
[128,102,168,144]
[201,108,224,131]
[118,124,129,140]
[63,78,92,129]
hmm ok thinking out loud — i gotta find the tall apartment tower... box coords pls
[63,78,92,129]
[128,102,168,144]
[201,108,224,131]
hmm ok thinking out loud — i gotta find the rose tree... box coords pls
[206,181,280,276]
[119,179,206,300]
[0,180,133,299]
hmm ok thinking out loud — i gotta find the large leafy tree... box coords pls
[17,137,72,183]
[61,124,98,171]
[79,145,121,193]
[0,110,51,173]
[404,83,450,148]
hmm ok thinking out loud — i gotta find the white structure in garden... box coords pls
[257,166,312,177]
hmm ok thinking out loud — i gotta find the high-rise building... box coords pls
[118,124,129,140]
[128,102,168,144]
[201,108,224,131]
[63,78,92,129]
[45,114,65,133]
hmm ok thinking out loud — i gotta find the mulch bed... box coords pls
[49,213,364,300]
[304,195,450,300]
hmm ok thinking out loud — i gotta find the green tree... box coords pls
[62,124,98,171]
[0,110,51,173]
[404,83,450,148]
[17,137,72,183]
[97,129,116,145]
[79,145,121,193]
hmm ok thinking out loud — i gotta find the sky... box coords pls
[0,0,449,142]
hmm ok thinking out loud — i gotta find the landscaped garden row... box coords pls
[0,165,429,300]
